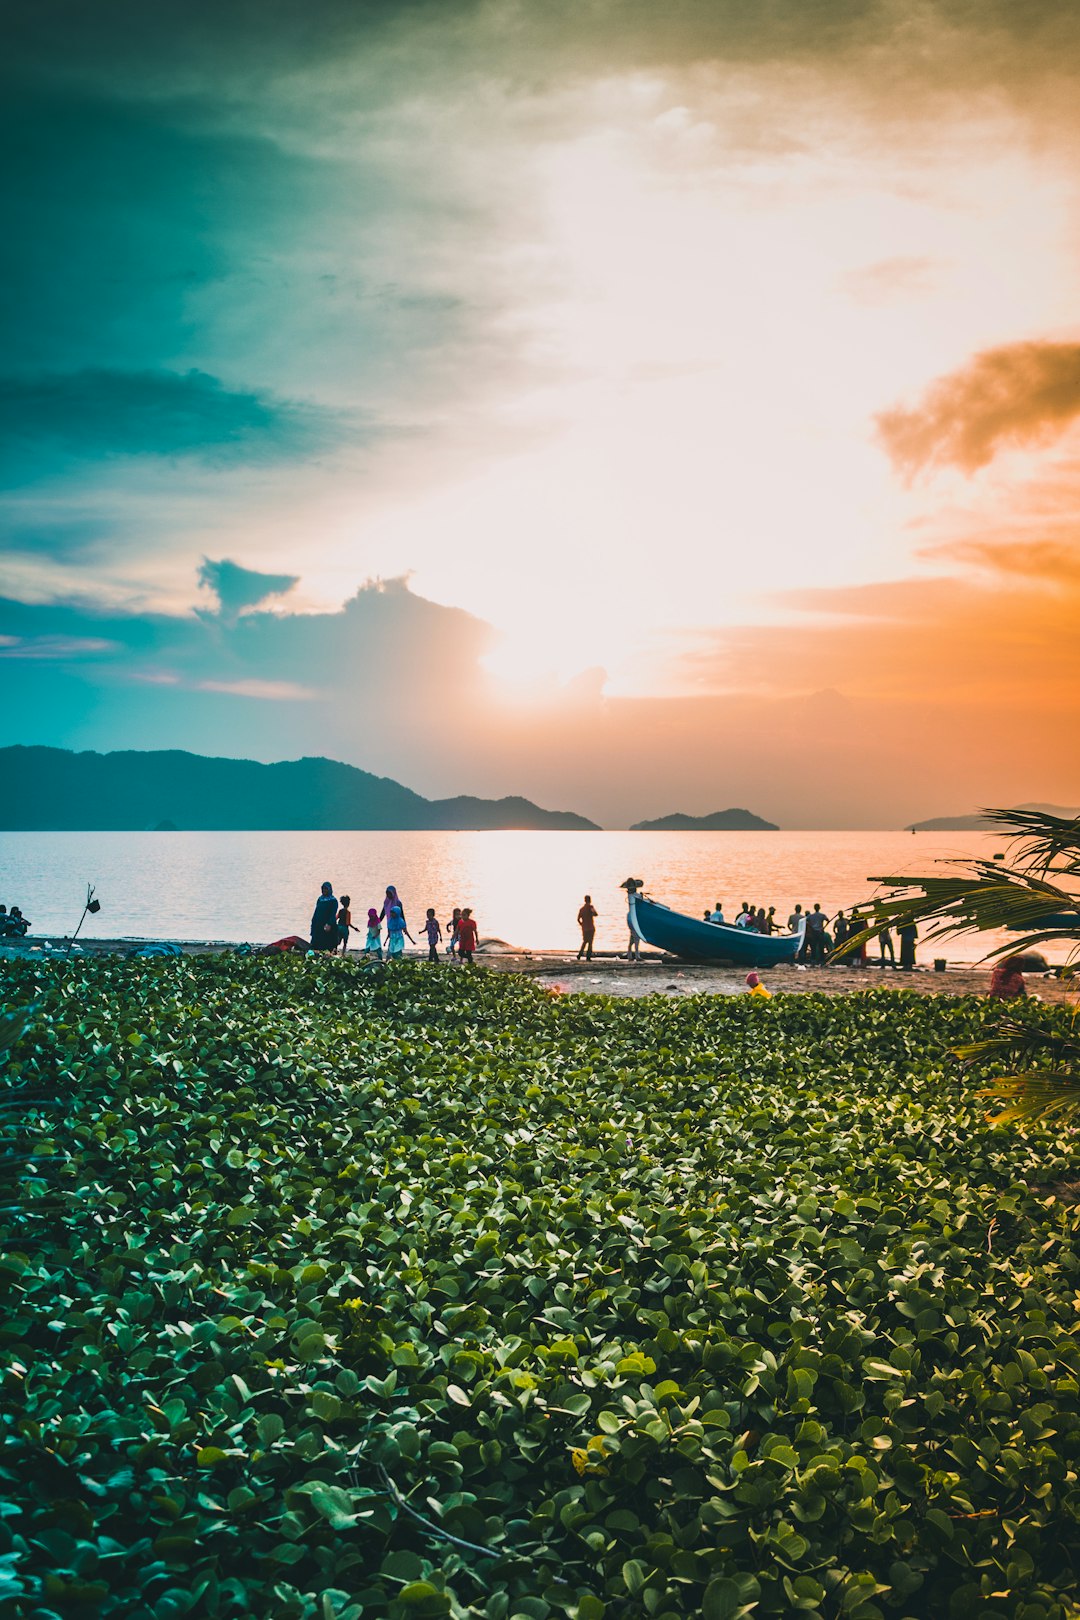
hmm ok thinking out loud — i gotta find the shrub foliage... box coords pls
[2,957,1079,1620]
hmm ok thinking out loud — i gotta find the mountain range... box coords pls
[0,747,599,831]
[907,803,1080,832]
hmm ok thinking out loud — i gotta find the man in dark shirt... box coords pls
[576,895,598,960]
[805,903,829,965]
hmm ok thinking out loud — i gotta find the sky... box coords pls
[2,0,1080,827]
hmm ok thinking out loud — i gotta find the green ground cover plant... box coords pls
[2,957,1079,1620]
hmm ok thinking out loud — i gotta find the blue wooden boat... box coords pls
[628,888,803,966]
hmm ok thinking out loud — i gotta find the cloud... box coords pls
[195,678,318,701]
[197,558,300,621]
[2,561,1078,829]
[0,370,340,474]
[0,634,120,659]
[876,342,1080,477]
[843,256,940,304]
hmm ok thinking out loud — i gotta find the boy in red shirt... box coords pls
[456,907,479,964]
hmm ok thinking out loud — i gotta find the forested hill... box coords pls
[631,808,779,831]
[0,747,599,831]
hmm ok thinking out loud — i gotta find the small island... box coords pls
[630,808,779,831]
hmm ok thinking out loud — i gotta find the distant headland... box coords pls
[908,802,1079,832]
[630,809,779,832]
[0,747,599,832]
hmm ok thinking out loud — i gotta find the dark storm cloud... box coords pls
[197,558,300,619]
[0,371,339,474]
[877,343,1080,477]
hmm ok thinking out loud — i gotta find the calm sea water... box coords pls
[0,828,1024,964]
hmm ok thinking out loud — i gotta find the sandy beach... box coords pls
[3,934,1075,1003]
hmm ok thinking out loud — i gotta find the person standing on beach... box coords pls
[364,908,382,959]
[457,907,479,964]
[446,907,461,957]
[898,921,918,970]
[310,882,338,952]
[577,895,597,960]
[879,925,896,967]
[421,908,442,962]
[805,903,829,965]
[764,906,777,934]
[336,895,353,955]
[788,903,803,933]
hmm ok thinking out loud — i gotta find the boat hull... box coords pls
[629,892,802,966]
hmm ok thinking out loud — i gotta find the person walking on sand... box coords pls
[421,908,442,962]
[310,881,339,952]
[364,907,382,960]
[457,907,479,964]
[446,907,461,957]
[336,894,354,955]
[380,885,406,932]
[386,902,414,960]
[577,894,597,960]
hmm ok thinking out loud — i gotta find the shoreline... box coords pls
[2,934,1075,1001]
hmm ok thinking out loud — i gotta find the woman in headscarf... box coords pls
[379,885,406,932]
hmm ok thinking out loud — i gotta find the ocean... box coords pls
[0,828,1024,964]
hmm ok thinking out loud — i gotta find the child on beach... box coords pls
[421,908,442,962]
[446,907,462,957]
[364,907,382,960]
[337,895,353,955]
[456,907,478,964]
[386,903,414,959]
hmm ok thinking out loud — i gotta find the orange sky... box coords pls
[2,0,1080,823]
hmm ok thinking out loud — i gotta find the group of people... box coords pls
[309,883,479,963]
[700,898,919,969]
[0,904,30,938]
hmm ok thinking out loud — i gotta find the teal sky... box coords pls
[3,0,1080,826]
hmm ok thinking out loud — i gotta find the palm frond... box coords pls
[836,838,1080,963]
[978,1072,1080,1127]
[978,807,1080,877]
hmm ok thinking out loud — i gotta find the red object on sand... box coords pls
[261,935,309,955]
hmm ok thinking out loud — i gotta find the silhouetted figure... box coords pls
[577,894,597,960]
[898,921,918,970]
[879,925,896,967]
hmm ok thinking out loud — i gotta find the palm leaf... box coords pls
[978,1072,1080,1127]
[836,808,1080,964]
